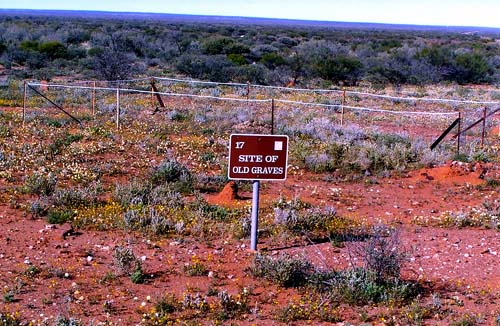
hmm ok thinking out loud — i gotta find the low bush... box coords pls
[214,289,250,321]
[150,159,194,193]
[23,171,57,196]
[46,209,73,224]
[323,268,420,305]
[112,246,142,277]
[250,253,312,288]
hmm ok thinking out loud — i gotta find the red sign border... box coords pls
[228,133,289,181]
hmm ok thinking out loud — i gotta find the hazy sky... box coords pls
[1,0,499,28]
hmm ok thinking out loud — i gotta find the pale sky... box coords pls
[0,0,499,28]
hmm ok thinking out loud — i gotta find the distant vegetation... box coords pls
[0,11,498,87]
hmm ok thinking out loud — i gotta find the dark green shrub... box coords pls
[47,210,73,224]
[130,266,145,284]
[38,41,68,59]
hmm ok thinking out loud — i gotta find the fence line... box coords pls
[26,82,460,117]
[32,76,500,106]
[274,99,457,116]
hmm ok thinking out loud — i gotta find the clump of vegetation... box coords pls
[46,209,73,224]
[214,289,250,321]
[275,293,341,323]
[417,199,500,230]
[150,158,193,193]
[250,253,313,288]
[252,226,420,306]
[291,124,443,177]
[0,310,24,325]
[183,255,209,276]
[112,246,145,283]
[23,171,57,196]
[272,196,360,241]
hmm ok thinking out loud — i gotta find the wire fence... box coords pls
[18,76,500,149]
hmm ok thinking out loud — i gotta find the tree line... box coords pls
[0,13,498,87]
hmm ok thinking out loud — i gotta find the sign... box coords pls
[228,134,289,181]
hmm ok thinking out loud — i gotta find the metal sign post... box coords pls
[250,180,260,250]
[228,134,289,251]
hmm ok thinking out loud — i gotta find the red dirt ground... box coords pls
[2,161,500,325]
[1,97,500,325]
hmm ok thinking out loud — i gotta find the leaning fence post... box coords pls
[22,80,27,125]
[340,88,346,126]
[116,86,120,129]
[481,107,487,148]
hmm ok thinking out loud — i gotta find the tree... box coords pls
[38,41,68,60]
[90,49,137,81]
[450,52,492,84]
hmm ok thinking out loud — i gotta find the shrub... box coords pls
[54,315,83,326]
[112,246,142,276]
[150,159,193,193]
[214,289,250,321]
[325,268,420,305]
[123,207,175,235]
[51,185,101,208]
[0,310,24,325]
[189,195,230,221]
[183,256,208,276]
[23,171,57,196]
[358,227,406,284]
[114,180,151,206]
[46,210,73,224]
[130,266,145,284]
[251,253,312,288]
[29,198,50,217]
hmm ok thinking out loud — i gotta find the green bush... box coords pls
[325,268,420,305]
[251,254,312,288]
[47,210,73,224]
[130,266,145,284]
[150,159,193,193]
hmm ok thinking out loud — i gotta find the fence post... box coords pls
[246,81,250,101]
[116,87,120,129]
[22,80,27,125]
[457,112,461,156]
[150,78,155,108]
[91,81,96,117]
[481,107,487,148]
[271,98,275,135]
[340,89,346,126]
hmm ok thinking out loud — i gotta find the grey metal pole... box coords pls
[250,180,260,251]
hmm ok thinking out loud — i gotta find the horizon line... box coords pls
[1,8,500,30]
